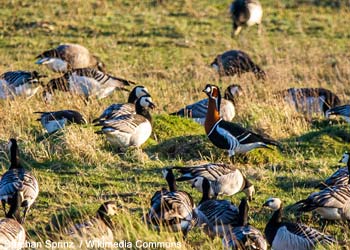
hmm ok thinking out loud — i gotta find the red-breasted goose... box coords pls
[0,139,39,223]
[36,43,105,73]
[93,85,150,123]
[222,198,267,250]
[230,0,263,36]
[145,168,195,238]
[35,110,87,134]
[326,104,350,122]
[263,198,336,250]
[0,70,46,99]
[173,163,254,200]
[211,50,266,80]
[170,84,242,125]
[203,84,279,157]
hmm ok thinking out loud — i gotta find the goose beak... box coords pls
[262,201,269,207]
[149,102,156,109]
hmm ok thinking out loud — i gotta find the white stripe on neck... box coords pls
[207,118,222,137]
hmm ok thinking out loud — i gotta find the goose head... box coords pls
[99,201,119,216]
[139,95,156,110]
[203,84,221,111]
[263,197,282,211]
[224,84,242,103]
[128,86,150,103]
[339,152,350,164]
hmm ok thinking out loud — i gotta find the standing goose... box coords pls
[170,84,242,125]
[145,168,195,237]
[35,110,87,134]
[95,95,155,150]
[211,50,266,80]
[43,68,134,101]
[230,0,263,36]
[203,84,279,157]
[0,70,46,99]
[263,198,336,250]
[93,85,150,123]
[0,139,39,223]
[173,163,254,200]
[35,43,106,73]
[326,104,350,122]
[222,198,267,250]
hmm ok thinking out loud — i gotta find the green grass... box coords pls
[1,0,350,249]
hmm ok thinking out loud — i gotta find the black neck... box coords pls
[135,105,152,122]
[165,169,177,192]
[199,178,211,205]
[237,198,249,226]
[265,207,282,245]
[128,88,139,103]
[347,158,350,184]
[97,210,114,230]
[6,191,22,223]
[10,141,20,169]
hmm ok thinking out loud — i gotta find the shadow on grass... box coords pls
[275,176,321,192]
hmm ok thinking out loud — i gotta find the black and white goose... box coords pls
[203,84,279,157]
[170,84,242,125]
[211,50,266,80]
[222,198,267,250]
[263,198,336,250]
[0,139,39,223]
[96,95,155,150]
[326,104,350,122]
[36,43,106,73]
[0,70,46,99]
[173,163,254,200]
[35,110,87,134]
[230,0,263,36]
[64,201,118,243]
[93,85,150,123]
[145,168,195,237]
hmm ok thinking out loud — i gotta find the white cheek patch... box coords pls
[212,64,219,72]
[230,86,240,96]
[162,169,168,179]
[342,154,349,164]
[205,86,212,93]
[135,87,145,98]
[7,141,12,152]
[140,97,153,108]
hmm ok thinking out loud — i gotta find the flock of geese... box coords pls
[0,0,350,249]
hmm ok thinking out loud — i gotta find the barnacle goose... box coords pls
[230,0,263,36]
[35,110,87,134]
[170,84,242,125]
[36,43,105,73]
[43,68,134,101]
[222,198,267,250]
[0,70,46,99]
[326,104,350,122]
[95,95,155,150]
[145,168,195,237]
[203,84,279,157]
[93,85,150,123]
[173,163,254,200]
[0,139,39,223]
[211,50,266,80]
[264,198,337,250]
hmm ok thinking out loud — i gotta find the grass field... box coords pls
[1,0,350,249]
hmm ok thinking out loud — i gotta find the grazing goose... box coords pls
[263,198,336,250]
[326,104,350,122]
[294,152,350,222]
[211,50,266,80]
[278,87,340,116]
[230,0,263,36]
[203,84,279,157]
[95,95,155,150]
[64,201,118,243]
[145,168,195,237]
[222,198,267,250]
[170,84,242,125]
[194,177,239,238]
[35,110,87,134]
[0,70,46,99]
[36,43,106,73]
[93,85,150,123]
[173,163,254,200]
[0,139,39,223]
[43,68,134,101]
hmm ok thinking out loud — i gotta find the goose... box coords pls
[211,50,266,80]
[194,177,239,238]
[222,198,267,250]
[0,70,46,99]
[326,104,350,122]
[95,95,155,150]
[278,87,341,116]
[0,139,39,223]
[172,163,254,200]
[203,84,279,157]
[35,43,106,73]
[170,84,242,125]
[263,197,336,250]
[294,152,350,222]
[145,168,195,237]
[64,201,118,243]
[43,68,134,101]
[93,85,150,123]
[230,0,263,36]
[35,110,87,134]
